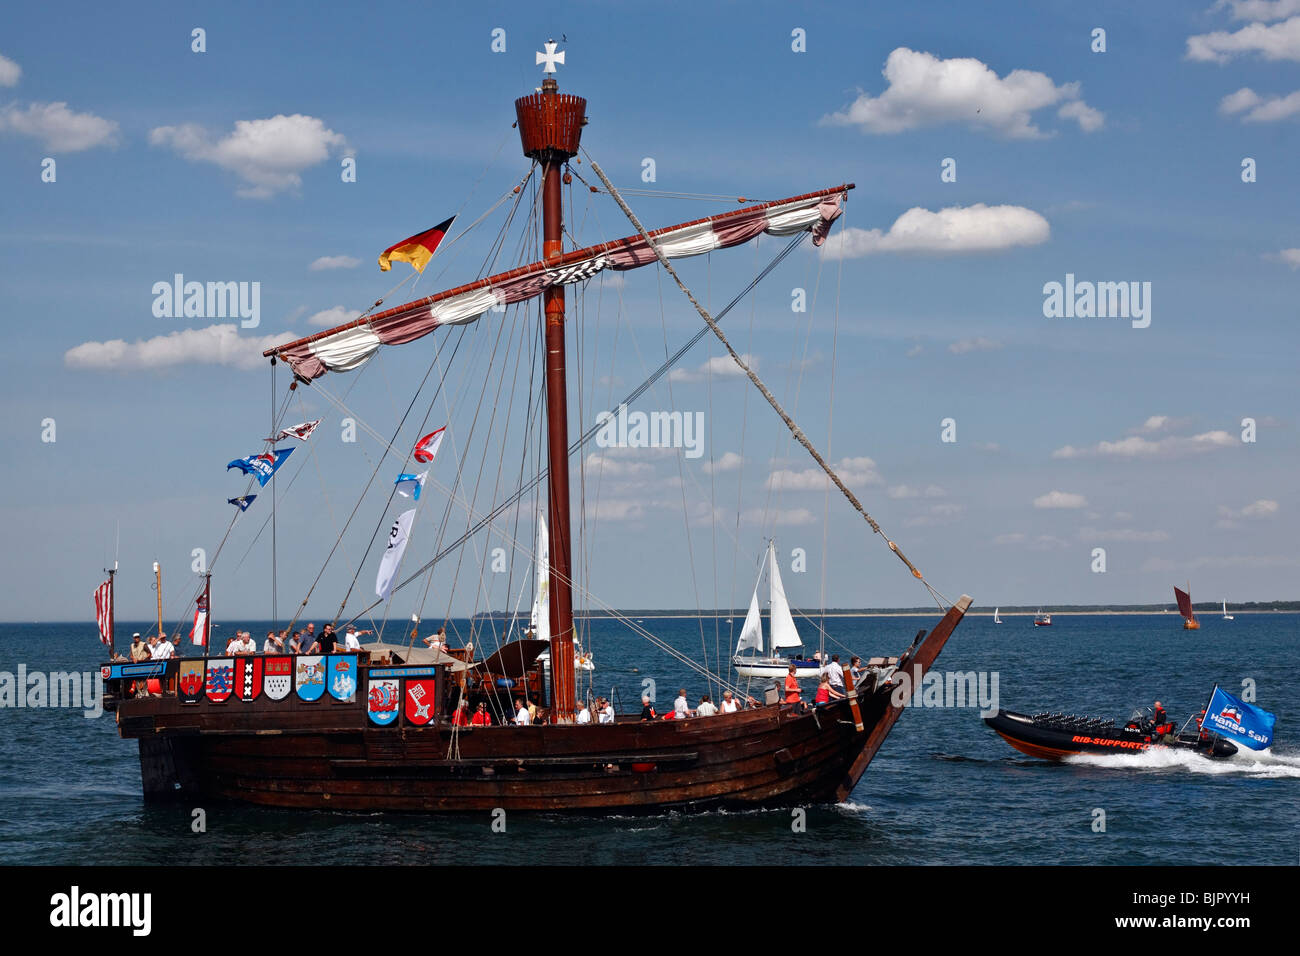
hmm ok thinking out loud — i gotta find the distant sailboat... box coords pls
[1222,600,1234,621]
[993,607,1002,624]
[1174,583,1200,630]
[732,541,822,679]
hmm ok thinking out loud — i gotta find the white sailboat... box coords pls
[732,542,822,679]
[531,514,595,673]
[993,607,1002,624]
[1222,600,1234,621]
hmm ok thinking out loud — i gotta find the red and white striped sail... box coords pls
[94,579,112,646]
[267,186,851,382]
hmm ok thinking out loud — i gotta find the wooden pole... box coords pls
[153,561,163,639]
[515,75,585,722]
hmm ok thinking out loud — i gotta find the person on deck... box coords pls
[639,696,657,721]
[129,633,150,663]
[310,624,338,656]
[263,630,284,654]
[289,630,304,654]
[514,698,530,726]
[784,664,801,705]
[849,656,865,685]
[813,673,844,706]
[230,631,257,655]
[451,700,471,726]
[423,626,447,650]
[826,654,845,695]
[720,690,739,714]
[471,702,492,726]
[697,694,717,717]
[599,698,615,724]
[150,634,175,660]
[673,688,690,719]
[576,699,591,724]
[342,626,371,650]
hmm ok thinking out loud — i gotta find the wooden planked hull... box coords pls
[115,597,971,812]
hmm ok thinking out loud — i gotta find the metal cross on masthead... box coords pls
[536,39,565,73]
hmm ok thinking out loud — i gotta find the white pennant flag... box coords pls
[376,509,416,601]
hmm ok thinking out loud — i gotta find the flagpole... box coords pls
[271,357,278,634]
[203,572,212,659]
[107,564,116,656]
[153,561,163,640]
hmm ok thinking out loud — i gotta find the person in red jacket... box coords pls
[470,701,492,726]
[451,699,471,726]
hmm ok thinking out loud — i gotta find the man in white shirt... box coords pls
[673,688,690,719]
[575,700,591,724]
[342,626,371,650]
[231,631,257,655]
[514,698,530,725]
[599,699,615,724]
[696,694,717,717]
[826,654,845,695]
[150,635,175,660]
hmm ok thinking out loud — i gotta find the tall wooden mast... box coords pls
[515,45,585,722]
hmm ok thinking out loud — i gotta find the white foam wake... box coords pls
[1064,745,1300,778]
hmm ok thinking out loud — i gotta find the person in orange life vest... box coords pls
[451,699,471,726]
[784,664,801,705]
[470,701,492,726]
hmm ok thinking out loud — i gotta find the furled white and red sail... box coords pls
[266,186,850,382]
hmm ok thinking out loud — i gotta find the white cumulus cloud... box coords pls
[1219,86,1300,120]
[703,451,743,474]
[307,306,362,327]
[0,53,20,87]
[948,337,1002,355]
[668,354,754,382]
[150,114,349,198]
[1052,430,1236,459]
[309,255,361,271]
[1217,0,1300,21]
[1278,248,1300,267]
[1033,490,1088,509]
[766,456,882,493]
[821,204,1049,259]
[64,324,294,372]
[0,101,119,151]
[821,47,1103,138]
[1187,15,1300,62]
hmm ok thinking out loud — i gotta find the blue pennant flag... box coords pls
[394,471,427,501]
[227,495,257,511]
[227,447,294,487]
[1204,686,1276,751]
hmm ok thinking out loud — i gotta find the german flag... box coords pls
[378,216,455,272]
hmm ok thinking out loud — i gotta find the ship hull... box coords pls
[112,597,971,812]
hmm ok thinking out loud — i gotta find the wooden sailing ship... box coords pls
[1175,583,1200,630]
[102,47,972,812]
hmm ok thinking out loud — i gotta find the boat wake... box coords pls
[1065,746,1300,778]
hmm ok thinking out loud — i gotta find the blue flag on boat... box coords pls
[1203,686,1276,751]
[394,471,427,501]
[227,447,294,487]
[227,495,257,511]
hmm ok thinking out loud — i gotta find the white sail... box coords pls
[768,543,801,651]
[994,607,1001,624]
[735,584,764,654]
[531,512,550,643]
[376,508,416,601]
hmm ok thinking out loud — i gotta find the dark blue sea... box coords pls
[1,612,1296,866]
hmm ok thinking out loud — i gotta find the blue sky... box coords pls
[1,1,1297,627]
